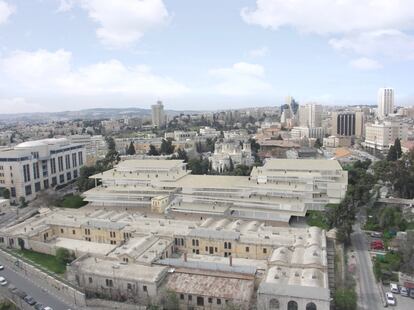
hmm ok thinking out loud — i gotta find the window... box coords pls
[25,185,32,196]
[228,242,232,249]
[180,294,184,300]
[288,301,298,310]
[50,158,56,174]
[105,279,113,287]
[73,169,78,178]
[0,237,4,243]
[188,295,192,301]
[110,240,116,245]
[224,242,227,249]
[85,237,91,242]
[67,172,72,181]
[306,302,317,310]
[33,163,40,179]
[143,285,147,292]
[34,182,41,192]
[197,296,204,306]
[43,179,49,189]
[217,298,221,305]
[78,151,83,165]
[59,174,64,183]
[269,298,280,309]
[10,187,16,197]
[110,231,116,238]
[51,177,57,186]
[245,246,250,252]
[196,239,199,246]
[58,156,64,172]
[127,283,132,290]
[65,154,71,170]
[72,230,76,234]
[88,277,93,284]
[60,229,64,233]
[205,246,208,252]
[263,248,267,254]
[23,164,31,182]
[208,297,212,304]
[72,153,77,167]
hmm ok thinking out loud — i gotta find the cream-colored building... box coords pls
[0,138,86,202]
[151,100,166,128]
[363,120,408,151]
[83,159,347,225]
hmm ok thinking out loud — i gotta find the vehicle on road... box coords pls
[34,303,44,310]
[24,295,36,305]
[43,307,54,310]
[400,286,409,297]
[386,292,396,306]
[0,276,7,286]
[390,283,399,294]
[0,264,4,270]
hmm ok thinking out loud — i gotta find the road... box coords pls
[351,220,383,310]
[0,263,73,310]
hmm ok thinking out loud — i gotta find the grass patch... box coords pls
[306,211,330,230]
[14,249,66,274]
[56,194,87,209]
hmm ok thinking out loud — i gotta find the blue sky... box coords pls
[0,0,413,113]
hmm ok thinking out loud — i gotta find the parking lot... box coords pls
[382,284,414,309]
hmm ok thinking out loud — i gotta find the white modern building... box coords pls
[151,101,166,128]
[0,138,86,202]
[363,121,408,151]
[291,127,326,140]
[377,88,394,119]
[299,104,322,128]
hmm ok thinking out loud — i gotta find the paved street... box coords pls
[351,222,383,310]
[0,262,73,309]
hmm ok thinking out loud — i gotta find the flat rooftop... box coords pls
[52,237,116,256]
[116,159,185,170]
[262,159,343,171]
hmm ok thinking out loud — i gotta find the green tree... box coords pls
[314,138,323,148]
[77,166,97,191]
[1,188,10,199]
[56,248,75,265]
[126,141,136,155]
[228,157,234,172]
[394,138,402,159]
[19,197,28,208]
[387,145,397,161]
[334,288,357,310]
[161,291,179,310]
[160,139,175,155]
[173,148,188,162]
[147,144,160,156]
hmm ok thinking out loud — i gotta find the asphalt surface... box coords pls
[351,222,383,310]
[0,262,73,310]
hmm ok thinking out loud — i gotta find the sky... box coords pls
[0,0,413,113]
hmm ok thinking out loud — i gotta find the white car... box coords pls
[0,276,7,286]
[43,307,54,310]
[386,292,396,306]
[0,265,4,270]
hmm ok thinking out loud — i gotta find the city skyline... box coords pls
[0,0,413,113]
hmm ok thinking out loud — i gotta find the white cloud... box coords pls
[241,1,414,62]
[349,57,383,71]
[59,0,170,49]
[0,97,47,114]
[241,0,414,35]
[0,1,15,24]
[0,49,189,97]
[330,30,414,60]
[249,46,269,58]
[209,62,272,96]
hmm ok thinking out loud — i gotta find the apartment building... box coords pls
[83,158,347,224]
[0,138,86,202]
[209,140,253,172]
[363,120,408,151]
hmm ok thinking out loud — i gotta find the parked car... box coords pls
[43,307,54,310]
[34,303,44,310]
[0,264,4,270]
[24,295,36,305]
[371,232,382,238]
[371,240,384,250]
[390,283,399,294]
[386,292,396,306]
[410,288,414,298]
[0,276,7,286]
[14,289,27,299]
[400,286,409,297]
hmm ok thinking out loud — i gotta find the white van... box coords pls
[390,283,399,294]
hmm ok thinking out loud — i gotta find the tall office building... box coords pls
[377,88,394,119]
[331,111,364,138]
[299,103,322,128]
[151,101,166,128]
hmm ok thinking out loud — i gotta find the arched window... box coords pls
[269,298,280,309]
[306,302,317,310]
[287,300,298,310]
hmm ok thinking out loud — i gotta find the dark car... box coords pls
[410,288,414,299]
[15,289,27,299]
[34,303,44,310]
[24,295,36,305]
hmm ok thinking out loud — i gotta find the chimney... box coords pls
[183,252,187,262]
[229,255,233,266]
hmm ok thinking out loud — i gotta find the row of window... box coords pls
[99,278,147,292]
[179,294,227,307]
[22,170,79,196]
